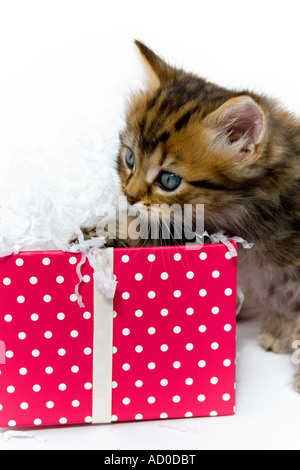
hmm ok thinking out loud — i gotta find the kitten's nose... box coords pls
[126,193,139,205]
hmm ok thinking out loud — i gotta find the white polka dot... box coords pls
[20,402,29,410]
[42,257,50,266]
[31,313,39,321]
[43,295,51,303]
[199,252,207,260]
[111,415,118,421]
[160,413,168,419]
[33,384,41,392]
[212,307,219,314]
[148,327,156,335]
[71,365,79,373]
[186,271,194,279]
[72,400,80,407]
[160,379,168,386]
[113,311,117,318]
[185,412,193,417]
[225,251,233,259]
[122,397,130,405]
[45,366,53,374]
[224,324,232,332]
[83,311,91,320]
[210,377,218,385]
[135,380,143,387]
[84,347,92,355]
[58,383,67,391]
[210,411,218,417]
[122,292,130,300]
[19,367,27,375]
[173,361,181,369]
[7,386,15,393]
[186,343,194,351]
[223,359,231,367]
[147,396,156,404]
[211,342,219,350]
[199,325,207,333]
[4,314,12,322]
[135,273,143,281]
[56,276,64,284]
[197,394,206,402]
[222,393,231,401]
[199,289,207,297]
[60,418,68,424]
[148,254,156,262]
[8,420,16,427]
[135,345,143,353]
[84,382,92,390]
[148,362,156,370]
[135,414,143,420]
[173,326,181,334]
[122,255,130,263]
[225,288,233,296]
[17,295,25,303]
[161,272,168,280]
[16,258,24,266]
[173,395,181,403]
[174,253,181,261]
[212,270,220,278]
[69,256,77,265]
[3,277,11,285]
[32,349,40,357]
[185,378,193,385]
[34,419,42,425]
[148,291,156,299]
[135,309,143,317]
[122,328,130,336]
[122,363,130,371]
[198,360,206,368]
[160,308,168,316]
[70,330,79,338]
[18,332,26,340]
[160,344,168,352]
[70,293,77,302]
[44,331,52,339]
[112,381,118,389]
[113,346,117,354]
[6,351,14,359]
[173,290,181,298]
[46,401,54,409]
[58,349,66,356]
[57,312,65,320]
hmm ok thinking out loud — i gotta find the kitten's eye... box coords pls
[125,148,135,169]
[158,171,182,191]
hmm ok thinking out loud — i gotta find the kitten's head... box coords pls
[118,41,268,235]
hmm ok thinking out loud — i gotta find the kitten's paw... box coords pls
[67,226,98,245]
[259,332,288,354]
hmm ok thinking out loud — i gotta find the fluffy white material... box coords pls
[0,117,122,255]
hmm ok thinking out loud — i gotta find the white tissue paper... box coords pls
[0,118,122,256]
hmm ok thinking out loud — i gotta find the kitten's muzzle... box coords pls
[125,192,139,205]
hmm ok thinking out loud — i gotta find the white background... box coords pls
[1,0,300,450]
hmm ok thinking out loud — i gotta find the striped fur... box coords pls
[116,41,300,390]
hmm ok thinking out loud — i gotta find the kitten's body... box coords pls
[83,42,300,390]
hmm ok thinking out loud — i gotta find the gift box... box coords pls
[0,243,237,428]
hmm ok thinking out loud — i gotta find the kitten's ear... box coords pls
[204,96,267,161]
[134,40,177,91]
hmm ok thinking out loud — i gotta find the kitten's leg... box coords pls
[69,213,151,248]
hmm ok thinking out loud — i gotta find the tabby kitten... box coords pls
[86,41,300,390]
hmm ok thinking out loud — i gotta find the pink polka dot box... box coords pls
[0,243,237,428]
